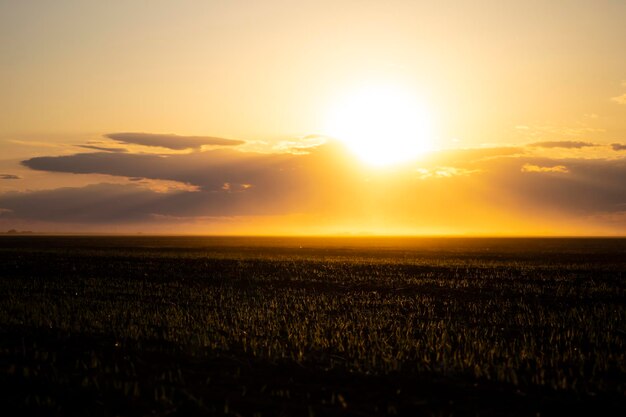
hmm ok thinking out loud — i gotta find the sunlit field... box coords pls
[1,237,625,416]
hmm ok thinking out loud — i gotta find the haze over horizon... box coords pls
[1,1,626,236]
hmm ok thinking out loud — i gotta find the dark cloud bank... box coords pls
[1,137,625,229]
[2,141,355,223]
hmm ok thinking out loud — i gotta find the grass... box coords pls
[0,236,625,416]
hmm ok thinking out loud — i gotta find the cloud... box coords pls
[612,82,626,104]
[15,142,360,220]
[515,124,605,139]
[521,164,569,173]
[612,94,626,105]
[5,142,626,233]
[76,145,129,153]
[0,174,21,180]
[611,143,626,151]
[272,134,328,153]
[428,146,525,166]
[0,178,312,223]
[21,149,309,192]
[484,156,626,215]
[527,141,596,149]
[221,182,253,192]
[105,132,245,150]
[415,166,481,179]
[0,183,166,223]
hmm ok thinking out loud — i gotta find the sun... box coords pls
[324,84,435,166]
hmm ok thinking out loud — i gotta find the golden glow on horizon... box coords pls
[324,84,435,166]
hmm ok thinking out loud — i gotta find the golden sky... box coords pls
[1,1,625,235]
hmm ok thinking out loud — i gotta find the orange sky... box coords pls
[1,1,625,235]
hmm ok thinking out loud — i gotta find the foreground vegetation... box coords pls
[1,236,625,416]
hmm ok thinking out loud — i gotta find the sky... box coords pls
[1,0,625,235]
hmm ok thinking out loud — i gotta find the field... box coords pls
[0,236,625,416]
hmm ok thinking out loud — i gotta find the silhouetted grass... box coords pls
[0,237,625,416]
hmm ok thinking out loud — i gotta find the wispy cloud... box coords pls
[528,141,596,149]
[0,174,21,180]
[612,81,626,104]
[429,146,525,165]
[415,166,480,179]
[272,134,328,154]
[521,164,569,173]
[105,132,245,150]
[76,145,129,153]
[612,94,626,105]
[515,124,605,139]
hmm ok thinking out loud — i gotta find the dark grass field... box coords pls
[1,236,625,416]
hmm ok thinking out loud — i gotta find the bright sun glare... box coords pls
[325,84,435,166]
